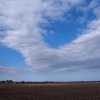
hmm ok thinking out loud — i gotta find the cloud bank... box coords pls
[0,0,100,73]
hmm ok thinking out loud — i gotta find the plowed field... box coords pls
[0,83,100,100]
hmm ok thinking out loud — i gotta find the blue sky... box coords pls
[0,0,100,81]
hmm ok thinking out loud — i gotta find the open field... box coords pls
[0,83,100,100]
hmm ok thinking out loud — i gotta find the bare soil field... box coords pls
[0,83,100,100]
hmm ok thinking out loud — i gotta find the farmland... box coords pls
[0,83,100,100]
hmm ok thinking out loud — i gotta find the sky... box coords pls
[0,0,100,81]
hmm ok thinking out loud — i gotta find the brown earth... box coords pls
[0,83,100,100]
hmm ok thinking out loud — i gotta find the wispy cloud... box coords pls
[0,65,34,74]
[0,0,100,73]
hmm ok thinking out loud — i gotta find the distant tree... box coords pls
[1,81,5,84]
[6,80,13,84]
[20,81,25,84]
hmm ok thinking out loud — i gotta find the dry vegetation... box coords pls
[0,83,100,100]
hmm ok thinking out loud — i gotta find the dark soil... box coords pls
[0,83,100,100]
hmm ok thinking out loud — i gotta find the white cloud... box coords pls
[93,6,100,17]
[88,0,99,9]
[0,0,100,73]
[67,0,84,5]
